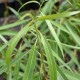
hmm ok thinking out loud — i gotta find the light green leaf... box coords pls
[46,20,63,57]
[39,32,57,80]
[22,43,36,80]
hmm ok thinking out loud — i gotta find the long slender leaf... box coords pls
[22,43,36,80]
[39,32,57,80]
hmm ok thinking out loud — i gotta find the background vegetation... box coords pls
[0,0,80,80]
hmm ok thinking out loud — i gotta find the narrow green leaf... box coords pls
[0,30,17,36]
[46,20,63,57]
[14,62,20,80]
[37,11,80,20]
[39,32,57,80]
[51,21,69,34]
[57,66,68,80]
[62,68,80,80]
[0,20,28,30]
[5,21,33,69]
[22,43,36,80]
[65,22,80,46]
[8,7,21,19]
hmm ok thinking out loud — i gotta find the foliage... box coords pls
[0,0,80,80]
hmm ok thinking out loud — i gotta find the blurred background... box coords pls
[0,0,40,17]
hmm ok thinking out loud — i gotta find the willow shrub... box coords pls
[0,0,80,80]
